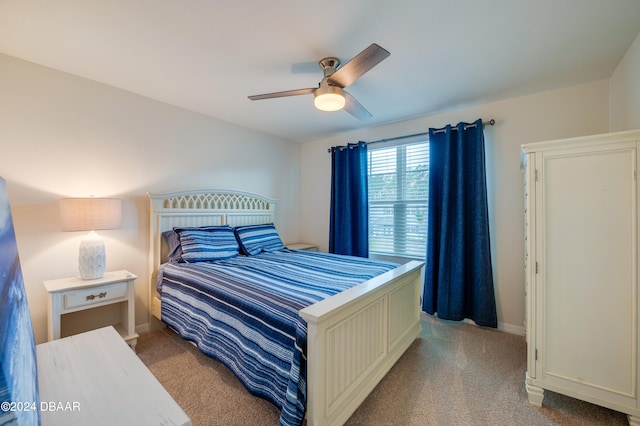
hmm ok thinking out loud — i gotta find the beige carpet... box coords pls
[136,314,629,425]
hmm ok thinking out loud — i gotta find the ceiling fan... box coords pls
[248,43,390,120]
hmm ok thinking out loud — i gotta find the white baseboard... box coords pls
[464,318,525,336]
[136,323,150,334]
[498,321,525,336]
[422,311,525,336]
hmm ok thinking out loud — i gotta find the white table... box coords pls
[37,326,191,426]
[286,242,318,251]
[43,270,138,349]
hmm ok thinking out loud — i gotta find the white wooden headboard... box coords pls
[147,189,277,319]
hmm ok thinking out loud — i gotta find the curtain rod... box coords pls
[327,119,495,153]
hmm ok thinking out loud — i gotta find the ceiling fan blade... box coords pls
[248,87,315,100]
[328,43,390,88]
[343,91,372,120]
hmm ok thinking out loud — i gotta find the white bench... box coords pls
[36,326,190,426]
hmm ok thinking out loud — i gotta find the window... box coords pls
[368,140,429,259]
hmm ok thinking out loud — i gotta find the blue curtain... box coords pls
[329,141,368,257]
[422,119,497,328]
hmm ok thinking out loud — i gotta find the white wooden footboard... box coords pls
[300,260,424,426]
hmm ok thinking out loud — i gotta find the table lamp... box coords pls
[60,198,122,280]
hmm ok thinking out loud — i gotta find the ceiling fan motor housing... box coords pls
[319,57,341,77]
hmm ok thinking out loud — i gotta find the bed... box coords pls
[148,189,424,426]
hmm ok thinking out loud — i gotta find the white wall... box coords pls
[610,31,640,132]
[301,80,610,333]
[0,54,301,344]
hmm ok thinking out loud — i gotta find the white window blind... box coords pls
[368,140,429,259]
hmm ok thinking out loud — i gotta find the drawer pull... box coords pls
[86,292,107,301]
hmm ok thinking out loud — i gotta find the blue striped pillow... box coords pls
[174,226,239,262]
[234,223,284,256]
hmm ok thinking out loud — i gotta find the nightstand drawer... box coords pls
[64,282,127,310]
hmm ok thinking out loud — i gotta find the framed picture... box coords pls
[0,177,40,425]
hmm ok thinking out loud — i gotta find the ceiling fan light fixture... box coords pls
[314,85,345,112]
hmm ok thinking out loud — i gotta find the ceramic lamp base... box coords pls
[79,231,106,280]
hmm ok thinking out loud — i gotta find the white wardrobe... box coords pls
[522,129,640,425]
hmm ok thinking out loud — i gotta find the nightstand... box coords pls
[43,270,139,350]
[287,243,318,251]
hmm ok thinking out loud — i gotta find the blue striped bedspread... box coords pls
[157,249,398,426]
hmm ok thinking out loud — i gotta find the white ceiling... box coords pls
[1,0,639,143]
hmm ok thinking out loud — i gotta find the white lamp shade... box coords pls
[60,198,122,231]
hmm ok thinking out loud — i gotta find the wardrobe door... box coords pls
[537,141,637,406]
